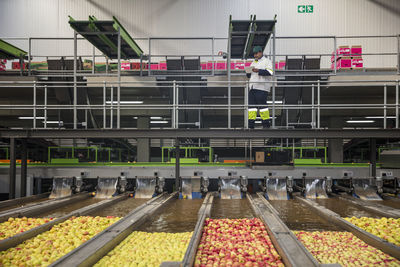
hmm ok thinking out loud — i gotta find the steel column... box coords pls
[20,139,27,197]
[397,34,400,75]
[73,31,78,129]
[9,138,16,199]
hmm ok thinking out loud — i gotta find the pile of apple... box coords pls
[294,231,400,266]
[0,216,120,266]
[0,217,54,240]
[195,218,284,267]
[344,216,400,246]
[95,231,192,267]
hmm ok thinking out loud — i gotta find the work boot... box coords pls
[248,120,255,129]
[262,120,271,129]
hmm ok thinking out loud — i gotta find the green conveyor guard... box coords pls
[0,39,27,59]
[68,16,143,59]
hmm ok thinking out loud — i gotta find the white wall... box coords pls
[1,0,399,68]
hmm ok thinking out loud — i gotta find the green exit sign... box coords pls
[298,5,314,13]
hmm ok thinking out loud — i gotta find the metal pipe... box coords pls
[398,34,400,75]
[33,81,37,129]
[92,46,95,75]
[317,80,321,128]
[117,28,121,129]
[110,86,113,129]
[245,81,249,129]
[73,31,77,129]
[44,85,47,129]
[334,37,337,75]
[311,84,315,128]
[272,26,276,128]
[9,138,16,199]
[212,37,215,77]
[172,80,176,128]
[175,140,180,191]
[103,81,106,128]
[384,84,387,129]
[176,85,179,128]
[20,139,27,197]
[227,30,232,129]
[148,38,151,77]
[396,80,399,129]
[28,38,31,76]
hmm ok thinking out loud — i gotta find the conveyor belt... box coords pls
[51,193,176,267]
[69,16,143,59]
[229,15,276,59]
[296,196,400,259]
[0,193,50,213]
[0,193,129,251]
[0,38,27,59]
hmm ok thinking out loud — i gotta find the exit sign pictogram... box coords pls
[298,5,314,13]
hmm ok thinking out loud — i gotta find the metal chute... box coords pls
[352,178,382,200]
[219,176,247,199]
[49,177,74,199]
[304,178,328,199]
[265,178,288,200]
[134,176,164,198]
[96,177,118,198]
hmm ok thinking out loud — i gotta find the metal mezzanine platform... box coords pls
[1,128,400,139]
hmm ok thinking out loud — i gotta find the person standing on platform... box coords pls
[246,46,274,129]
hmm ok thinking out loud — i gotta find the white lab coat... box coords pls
[249,56,274,92]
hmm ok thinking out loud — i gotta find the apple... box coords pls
[294,230,400,266]
[0,217,55,240]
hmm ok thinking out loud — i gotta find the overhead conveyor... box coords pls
[228,15,277,59]
[68,16,143,59]
[0,38,27,59]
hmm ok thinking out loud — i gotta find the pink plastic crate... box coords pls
[351,45,362,56]
[337,46,351,56]
[245,61,252,67]
[278,61,286,70]
[131,62,140,70]
[207,61,215,70]
[337,57,352,69]
[216,61,226,70]
[150,63,159,70]
[352,57,363,68]
[159,62,167,70]
[275,62,279,70]
[235,61,245,70]
[121,62,131,70]
[200,63,207,70]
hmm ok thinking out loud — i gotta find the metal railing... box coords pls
[0,79,398,130]
[1,34,399,76]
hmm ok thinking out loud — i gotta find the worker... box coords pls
[246,46,274,129]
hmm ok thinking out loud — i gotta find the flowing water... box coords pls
[352,179,381,200]
[266,178,288,200]
[36,197,102,218]
[49,178,73,199]
[96,178,119,199]
[373,198,400,210]
[269,199,341,231]
[304,178,328,199]
[315,198,380,218]
[137,199,203,232]
[210,198,254,219]
[92,198,148,217]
